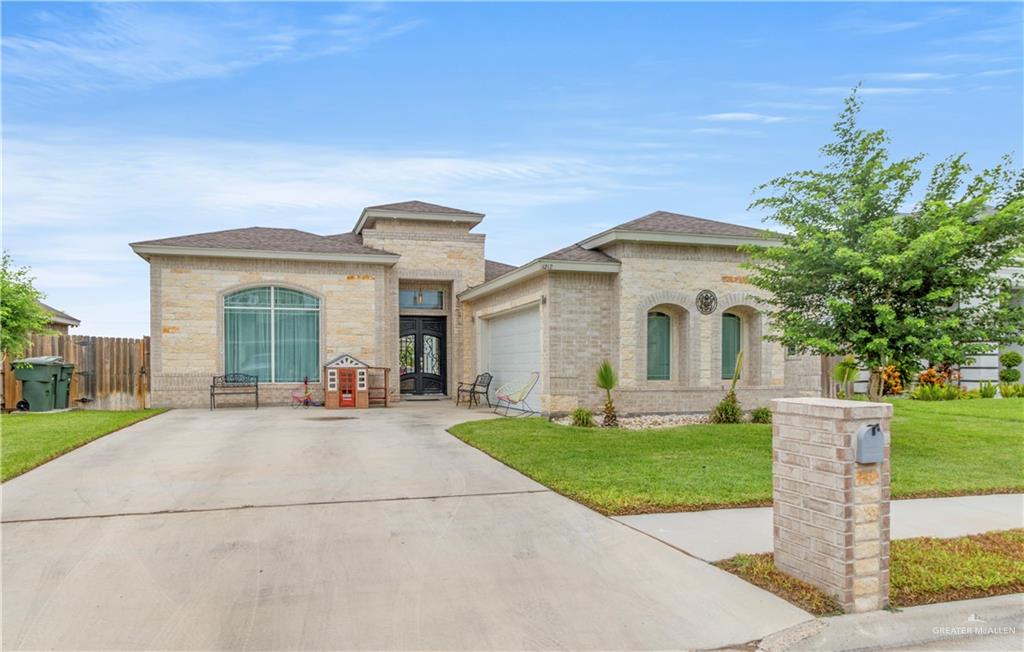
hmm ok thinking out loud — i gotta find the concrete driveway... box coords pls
[3,403,809,650]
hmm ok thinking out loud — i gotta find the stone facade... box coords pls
[140,205,823,411]
[148,255,389,407]
[771,397,891,613]
[362,219,484,397]
[460,242,821,415]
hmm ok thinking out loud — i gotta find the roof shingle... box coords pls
[539,244,618,263]
[609,210,772,239]
[364,200,484,217]
[132,227,395,256]
[484,259,518,282]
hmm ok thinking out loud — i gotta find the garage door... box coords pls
[485,305,542,403]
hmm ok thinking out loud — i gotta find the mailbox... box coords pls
[855,423,886,463]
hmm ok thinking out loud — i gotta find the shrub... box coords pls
[999,351,1023,369]
[999,368,1021,383]
[570,407,595,428]
[910,383,965,401]
[999,383,1024,398]
[710,390,743,423]
[750,407,772,424]
[978,381,997,399]
[882,364,903,395]
[710,351,744,424]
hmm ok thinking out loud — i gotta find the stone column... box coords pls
[771,397,892,613]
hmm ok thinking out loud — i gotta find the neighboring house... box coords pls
[38,301,80,335]
[131,200,821,411]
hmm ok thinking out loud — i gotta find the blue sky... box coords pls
[3,1,1021,336]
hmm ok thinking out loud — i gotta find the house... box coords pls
[130,200,822,411]
[38,301,80,335]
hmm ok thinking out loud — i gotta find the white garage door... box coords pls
[485,305,542,404]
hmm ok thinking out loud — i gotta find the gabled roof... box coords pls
[462,209,773,302]
[484,259,518,282]
[354,200,485,233]
[539,243,618,263]
[364,200,484,217]
[130,227,399,263]
[613,211,770,238]
[38,301,80,327]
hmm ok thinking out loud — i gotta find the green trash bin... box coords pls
[54,362,75,409]
[12,356,63,412]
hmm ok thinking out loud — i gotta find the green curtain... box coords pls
[722,313,741,379]
[274,310,319,382]
[647,312,671,380]
[224,308,271,381]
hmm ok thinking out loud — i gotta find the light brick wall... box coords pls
[771,397,892,613]
[545,272,618,413]
[148,255,389,407]
[460,241,822,415]
[363,222,486,398]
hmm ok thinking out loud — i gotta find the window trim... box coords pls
[722,312,742,380]
[223,286,321,384]
[646,310,672,381]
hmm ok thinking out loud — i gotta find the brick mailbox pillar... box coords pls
[771,397,892,613]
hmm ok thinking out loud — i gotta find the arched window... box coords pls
[224,287,320,383]
[647,311,671,380]
[722,313,741,379]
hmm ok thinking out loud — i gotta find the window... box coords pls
[722,313,741,379]
[224,287,320,383]
[400,289,443,310]
[647,311,671,380]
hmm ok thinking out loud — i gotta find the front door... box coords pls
[399,316,446,395]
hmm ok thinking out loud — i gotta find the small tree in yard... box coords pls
[710,351,743,423]
[0,253,53,359]
[595,360,619,427]
[745,91,1024,401]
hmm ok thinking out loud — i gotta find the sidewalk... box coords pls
[614,493,1024,561]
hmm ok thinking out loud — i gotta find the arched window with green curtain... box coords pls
[721,313,741,379]
[224,287,320,383]
[647,311,671,380]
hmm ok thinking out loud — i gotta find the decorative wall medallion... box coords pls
[696,290,718,315]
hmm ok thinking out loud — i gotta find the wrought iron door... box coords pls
[399,317,446,395]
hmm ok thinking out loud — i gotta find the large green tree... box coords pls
[0,253,54,359]
[745,92,1024,399]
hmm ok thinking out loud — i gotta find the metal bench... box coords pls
[210,373,259,410]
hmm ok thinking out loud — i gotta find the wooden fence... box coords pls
[2,335,150,411]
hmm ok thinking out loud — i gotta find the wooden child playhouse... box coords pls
[323,354,390,409]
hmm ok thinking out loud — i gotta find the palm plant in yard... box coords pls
[833,355,859,399]
[710,351,743,424]
[596,360,619,428]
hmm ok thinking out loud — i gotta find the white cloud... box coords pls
[699,112,787,124]
[2,127,691,335]
[2,3,419,92]
[811,86,950,96]
[2,129,628,236]
[862,72,953,81]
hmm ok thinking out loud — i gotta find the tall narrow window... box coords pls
[722,313,741,379]
[647,311,671,380]
[224,287,320,382]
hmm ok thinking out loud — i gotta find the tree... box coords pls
[595,360,619,427]
[744,91,1024,400]
[0,253,53,359]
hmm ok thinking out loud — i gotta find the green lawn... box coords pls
[449,398,1023,515]
[717,529,1024,615]
[1,409,167,481]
